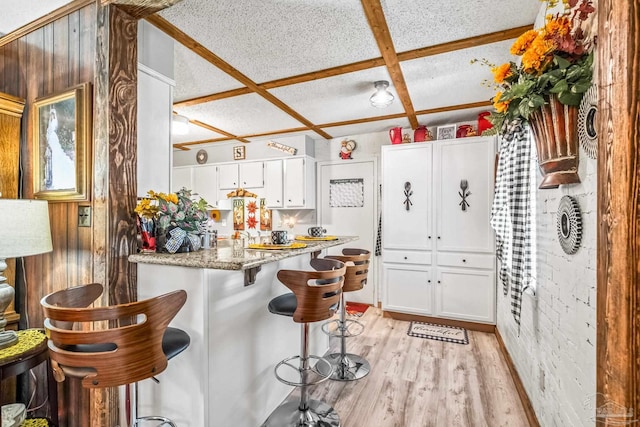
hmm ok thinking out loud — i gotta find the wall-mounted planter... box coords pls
[529,94,581,189]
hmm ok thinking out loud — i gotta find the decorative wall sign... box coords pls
[267,140,297,155]
[196,149,208,164]
[557,195,583,255]
[233,145,246,160]
[578,84,598,159]
[329,178,364,207]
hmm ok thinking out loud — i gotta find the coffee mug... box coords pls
[308,227,327,237]
[271,230,288,245]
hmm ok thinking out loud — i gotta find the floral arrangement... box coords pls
[135,189,209,233]
[475,0,596,134]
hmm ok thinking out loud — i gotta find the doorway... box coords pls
[317,158,378,305]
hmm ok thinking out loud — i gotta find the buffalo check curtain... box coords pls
[490,119,532,327]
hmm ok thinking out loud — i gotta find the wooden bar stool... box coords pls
[262,258,345,427]
[40,283,190,427]
[319,249,371,381]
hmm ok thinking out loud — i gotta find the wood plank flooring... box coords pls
[295,307,530,427]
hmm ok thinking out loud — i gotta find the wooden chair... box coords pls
[320,248,371,381]
[40,284,189,427]
[263,258,345,427]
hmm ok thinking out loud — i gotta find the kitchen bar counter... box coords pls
[130,235,358,427]
[128,236,358,270]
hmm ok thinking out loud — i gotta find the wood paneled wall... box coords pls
[0,5,97,426]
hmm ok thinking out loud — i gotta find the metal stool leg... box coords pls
[262,323,340,427]
[318,293,371,381]
[126,382,177,427]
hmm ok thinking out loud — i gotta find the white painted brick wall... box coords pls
[496,140,597,426]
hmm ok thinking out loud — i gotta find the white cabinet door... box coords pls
[382,144,433,251]
[239,161,264,188]
[172,167,192,192]
[284,157,306,207]
[264,159,283,208]
[218,164,239,189]
[193,165,218,205]
[383,263,433,315]
[435,267,496,323]
[435,137,495,253]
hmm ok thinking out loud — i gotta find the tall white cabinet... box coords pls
[381,136,496,324]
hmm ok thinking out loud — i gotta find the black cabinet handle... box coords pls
[428,280,431,283]
[428,236,431,239]
[437,236,441,240]
[462,259,467,263]
[437,280,441,284]
[404,256,407,260]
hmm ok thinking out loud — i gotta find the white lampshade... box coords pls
[369,80,394,108]
[0,199,52,258]
[172,114,190,135]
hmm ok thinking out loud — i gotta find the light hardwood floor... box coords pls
[296,307,531,427]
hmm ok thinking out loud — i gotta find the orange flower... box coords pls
[492,63,513,83]
[545,15,571,38]
[493,92,509,113]
[521,34,555,73]
[510,30,538,55]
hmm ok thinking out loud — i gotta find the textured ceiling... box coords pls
[4,0,542,149]
[162,0,541,149]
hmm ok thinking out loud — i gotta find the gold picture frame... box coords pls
[32,82,92,201]
[233,145,246,160]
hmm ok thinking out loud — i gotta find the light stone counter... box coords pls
[128,236,357,270]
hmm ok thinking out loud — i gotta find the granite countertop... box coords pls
[128,236,358,270]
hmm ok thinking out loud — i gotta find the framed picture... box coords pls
[32,82,92,201]
[437,124,456,140]
[233,145,246,160]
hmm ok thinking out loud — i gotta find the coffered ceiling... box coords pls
[3,0,542,149]
[156,0,541,150]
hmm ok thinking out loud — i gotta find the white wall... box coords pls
[497,144,597,426]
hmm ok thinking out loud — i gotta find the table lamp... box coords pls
[0,199,52,350]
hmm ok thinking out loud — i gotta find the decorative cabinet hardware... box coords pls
[403,181,413,211]
[459,179,471,211]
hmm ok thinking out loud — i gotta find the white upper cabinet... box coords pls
[218,161,264,190]
[264,159,283,208]
[382,144,433,251]
[192,164,218,206]
[283,157,315,209]
[172,166,192,193]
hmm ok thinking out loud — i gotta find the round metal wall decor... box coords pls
[196,149,208,164]
[557,195,583,255]
[577,84,598,159]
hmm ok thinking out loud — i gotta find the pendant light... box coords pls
[369,80,394,108]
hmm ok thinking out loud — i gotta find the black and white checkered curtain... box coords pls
[490,119,532,327]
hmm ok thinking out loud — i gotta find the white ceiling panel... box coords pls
[401,40,515,111]
[173,43,245,102]
[382,0,541,53]
[270,66,405,125]
[159,0,381,83]
[175,93,306,136]
[0,0,72,35]
[171,121,227,145]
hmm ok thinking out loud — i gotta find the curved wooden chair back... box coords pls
[42,283,104,330]
[277,258,345,323]
[41,284,187,389]
[325,248,370,293]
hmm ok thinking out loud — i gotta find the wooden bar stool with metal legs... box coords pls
[319,248,371,381]
[40,283,190,427]
[262,258,346,427]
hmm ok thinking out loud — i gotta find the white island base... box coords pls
[132,239,356,427]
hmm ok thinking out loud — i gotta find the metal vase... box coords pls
[529,94,581,189]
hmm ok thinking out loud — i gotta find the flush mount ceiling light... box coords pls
[369,80,394,108]
[172,114,190,135]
